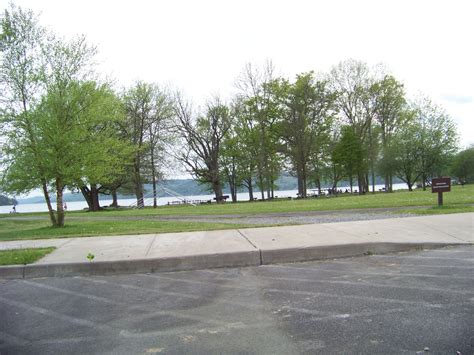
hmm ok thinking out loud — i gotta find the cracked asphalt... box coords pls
[1,245,473,354]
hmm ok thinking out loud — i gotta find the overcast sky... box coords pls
[3,0,474,150]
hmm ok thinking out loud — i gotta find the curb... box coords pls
[258,242,459,264]
[0,242,468,280]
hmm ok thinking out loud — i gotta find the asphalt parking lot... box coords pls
[1,245,473,354]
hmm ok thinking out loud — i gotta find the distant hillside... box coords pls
[0,195,17,206]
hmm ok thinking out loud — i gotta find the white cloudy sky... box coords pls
[3,0,474,148]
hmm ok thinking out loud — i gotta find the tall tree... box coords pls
[0,5,55,222]
[272,72,336,198]
[121,82,173,207]
[451,146,474,184]
[330,59,375,193]
[332,126,365,193]
[228,97,260,201]
[74,84,131,212]
[413,97,458,190]
[389,120,422,191]
[146,87,175,207]
[369,75,406,192]
[236,62,280,199]
[174,95,231,202]
[0,5,113,226]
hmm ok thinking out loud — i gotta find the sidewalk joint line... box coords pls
[236,230,258,249]
[406,219,468,243]
[145,235,157,256]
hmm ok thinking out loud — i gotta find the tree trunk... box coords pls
[246,177,254,201]
[134,154,144,207]
[111,188,119,208]
[55,179,65,227]
[358,173,365,194]
[152,170,157,208]
[81,185,101,211]
[135,187,144,208]
[371,168,375,193]
[258,174,265,200]
[42,179,57,226]
[91,185,100,211]
[297,171,304,198]
[302,165,307,198]
[150,143,158,208]
[212,179,224,203]
[230,182,237,202]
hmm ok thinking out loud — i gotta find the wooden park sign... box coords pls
[432,177,451,206]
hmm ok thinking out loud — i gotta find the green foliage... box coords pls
[332,126,365,190]
[271,72,337,197]
[121,82,177,207]
[414,97,458,183]
[1,4,130,226]
[451,147,474,184]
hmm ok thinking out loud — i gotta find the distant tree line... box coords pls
[0,194,16,206]
[0,4,470,226]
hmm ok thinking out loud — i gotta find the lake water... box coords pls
[0,183,409,214]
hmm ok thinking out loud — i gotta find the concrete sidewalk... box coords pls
[1,213,472,279]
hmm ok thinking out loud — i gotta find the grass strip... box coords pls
[0,219,255,241]
[396,205,474,215]
[0,247,56,265]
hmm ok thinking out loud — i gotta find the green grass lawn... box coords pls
[66,184,474,217]
[0,184,472,242]
[0,247,55,265]
[0,219,254,241]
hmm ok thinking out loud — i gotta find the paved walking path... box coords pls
[1,213,472,279]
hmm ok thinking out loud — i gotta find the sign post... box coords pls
[431,177,451,206]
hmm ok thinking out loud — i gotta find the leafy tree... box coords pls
[271,72,336,198]
[0,5,115,226]
[121,82,174,208]
[332,126,364,192]
[220,131,241,202]
[236,62,280,199]
[330,59,374,193]
[451,146,474,184]
[74,84,132,211]
[174,95,232,202]
[413,97,458,189]
[145,86,175,207]
[226,97,260,201]
[369,75,406,191]
[0,4,54,221]
[389,121,422,191]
